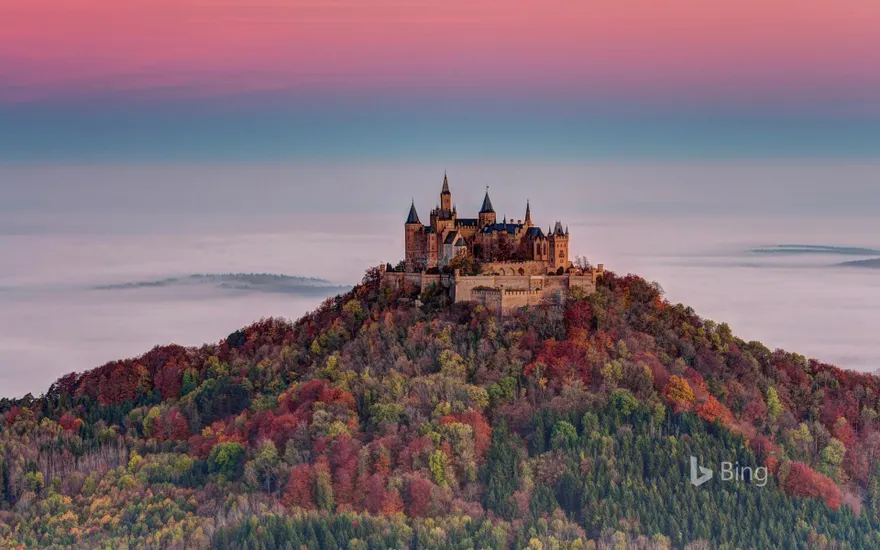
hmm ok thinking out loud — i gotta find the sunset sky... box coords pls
[2,0,879,161]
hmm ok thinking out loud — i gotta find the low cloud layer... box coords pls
[1,163,879,398]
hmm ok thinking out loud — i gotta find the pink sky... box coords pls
[2,0,880,106]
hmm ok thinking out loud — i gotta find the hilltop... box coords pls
[1,266,880,549]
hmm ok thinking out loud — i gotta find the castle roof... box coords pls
[444,230,462,245]
[480,189,494,213]
[526,226,545,238]
[481,222,522,235]
[406,201,421,224]
[456,218,479,227]
[553,221,565,236]
[441,172,450,195]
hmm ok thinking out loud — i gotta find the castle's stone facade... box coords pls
[405,173,571,273]
[379,266,605,315]
[383,174,605,315]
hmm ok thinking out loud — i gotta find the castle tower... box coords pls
[533,235,548,262]
[405,200,423,272]
[524,200,532,227]
[479,186,496,227]
[440,172,452,211]
[548,221,570,271]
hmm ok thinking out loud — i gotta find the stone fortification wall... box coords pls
[480,261,549,276]
[471,288,503,314]
[379,263,605,314]
[472,287,546,315]
[379,269,452,293]
[497,288,545,312]
[453,274,541,301]
[379,270,424,292]
[453,265,604,303]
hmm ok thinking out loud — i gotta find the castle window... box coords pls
[559,250,564,258]
[518,268,525,276]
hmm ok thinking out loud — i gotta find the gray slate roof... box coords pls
[481,222,522,234]
[480,191,494,213]
[444,231,460,244]
[406,201,421,224]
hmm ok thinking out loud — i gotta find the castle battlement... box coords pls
[495,288,542,295]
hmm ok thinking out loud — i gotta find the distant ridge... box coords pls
[751,244,880,256]
[836,257,880,269]
[93,272,351,295]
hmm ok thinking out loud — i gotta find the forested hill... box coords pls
[2,267,880,549]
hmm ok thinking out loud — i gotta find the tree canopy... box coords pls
[1,267,879,548]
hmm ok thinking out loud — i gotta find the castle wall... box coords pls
[420,273,444,293]
[381,264,605,314]
[456,226,479,240]
[379,268,454,295]
[427,233,439,269]
[481,260,549,276]
[471,288,503,314]
[472,288,546,315]
[453,269,602,303]
[453,274,540,302]
[404,227,423,272]
[499,289,545,312]
[380,270,425,292]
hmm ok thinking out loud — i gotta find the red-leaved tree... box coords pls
[783,462,841,511]
[284,464,316,510]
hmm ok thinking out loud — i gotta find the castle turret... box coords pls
[406,200,421,225]
[479,186,496,227]
[548,220,570,271]
[524,200,532,227]
[405,200,424,272]
[440,172,452,211]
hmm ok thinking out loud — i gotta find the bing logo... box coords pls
[690,455,713,487]
[689,455,769,488]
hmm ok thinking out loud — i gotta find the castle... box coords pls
[382,173,604,314]
[404,172,571,274]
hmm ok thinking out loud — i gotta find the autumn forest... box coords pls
[1,267,879,549]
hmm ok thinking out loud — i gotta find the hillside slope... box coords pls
[1,267,879,549]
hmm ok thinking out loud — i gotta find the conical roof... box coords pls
[406,201,421,224]
[441,172,450,195]
[480,188,494,213]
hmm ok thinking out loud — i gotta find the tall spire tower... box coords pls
[406,199,420,225]
[440,172,452,211]
[404,199,423,272]
[479,185,496,227]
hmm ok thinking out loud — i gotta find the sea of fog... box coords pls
[1,163,879,397]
